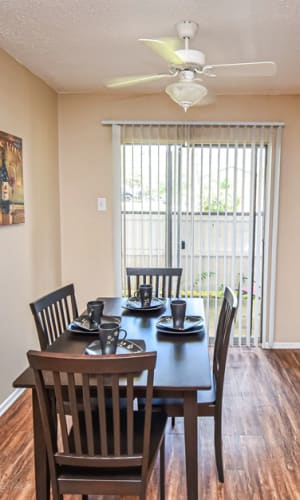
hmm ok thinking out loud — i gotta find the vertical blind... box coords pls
[107,121,283,347]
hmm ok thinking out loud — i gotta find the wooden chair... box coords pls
[27,350,167,500]
[126,267,182,298]
[30,284,78,350]
[148,286,238,482]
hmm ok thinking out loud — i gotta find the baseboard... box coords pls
[262,342,300,349]
[0,388,25,417]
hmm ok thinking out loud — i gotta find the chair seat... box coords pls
[196,386,216,404]
[66,410,167,460]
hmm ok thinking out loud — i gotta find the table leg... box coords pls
[184,392,198,500]
[32,390,50,500]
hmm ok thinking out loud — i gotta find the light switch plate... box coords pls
[97,197,107,211]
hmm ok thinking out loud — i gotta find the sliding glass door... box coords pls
[116,123,282,346]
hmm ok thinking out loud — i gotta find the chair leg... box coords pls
[171,416,175,428]
[52,479,62,500]
[160,436,165,500]
[214,411,224,482]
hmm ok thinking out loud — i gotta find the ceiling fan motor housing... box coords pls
[175,49,205,66]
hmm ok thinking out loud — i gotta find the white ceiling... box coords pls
[0,0,300,98]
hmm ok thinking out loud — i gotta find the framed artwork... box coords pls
[0,131,24,225]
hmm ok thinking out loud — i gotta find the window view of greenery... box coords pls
[121,144,264,214]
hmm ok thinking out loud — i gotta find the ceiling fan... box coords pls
[106,20,276,112]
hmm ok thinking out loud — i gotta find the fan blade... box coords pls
[106,73,174,88]
[203,61,276,77]
[139,38,183,64]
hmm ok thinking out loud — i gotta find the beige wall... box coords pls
[58,92,300,345]
[0,49,61,404]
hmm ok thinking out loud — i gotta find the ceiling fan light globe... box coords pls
[165,81,207,111]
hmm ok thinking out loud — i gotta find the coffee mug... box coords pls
[170,299,186,329]
[87,300,104,327]
[135,284,153,307]
[99,322,127,354]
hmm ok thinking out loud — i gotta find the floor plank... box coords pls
[1,348,300,499]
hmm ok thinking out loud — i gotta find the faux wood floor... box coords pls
[1,348,300,500]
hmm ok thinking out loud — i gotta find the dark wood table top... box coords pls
[14,297,211,393]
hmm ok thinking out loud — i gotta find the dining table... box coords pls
[13,296,212,500]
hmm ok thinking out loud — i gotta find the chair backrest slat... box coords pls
[56,300,65,332]
[53,371,70,453]
[96,375,108,455]
[112,374,121,455]
[63,296,72,326]
[82,374,94,456]
[67,373,82,454]
[126,375,134,455]
[126,267,182,298]
[30,284,78,350]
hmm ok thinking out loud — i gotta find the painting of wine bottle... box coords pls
[0,131,24,225]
